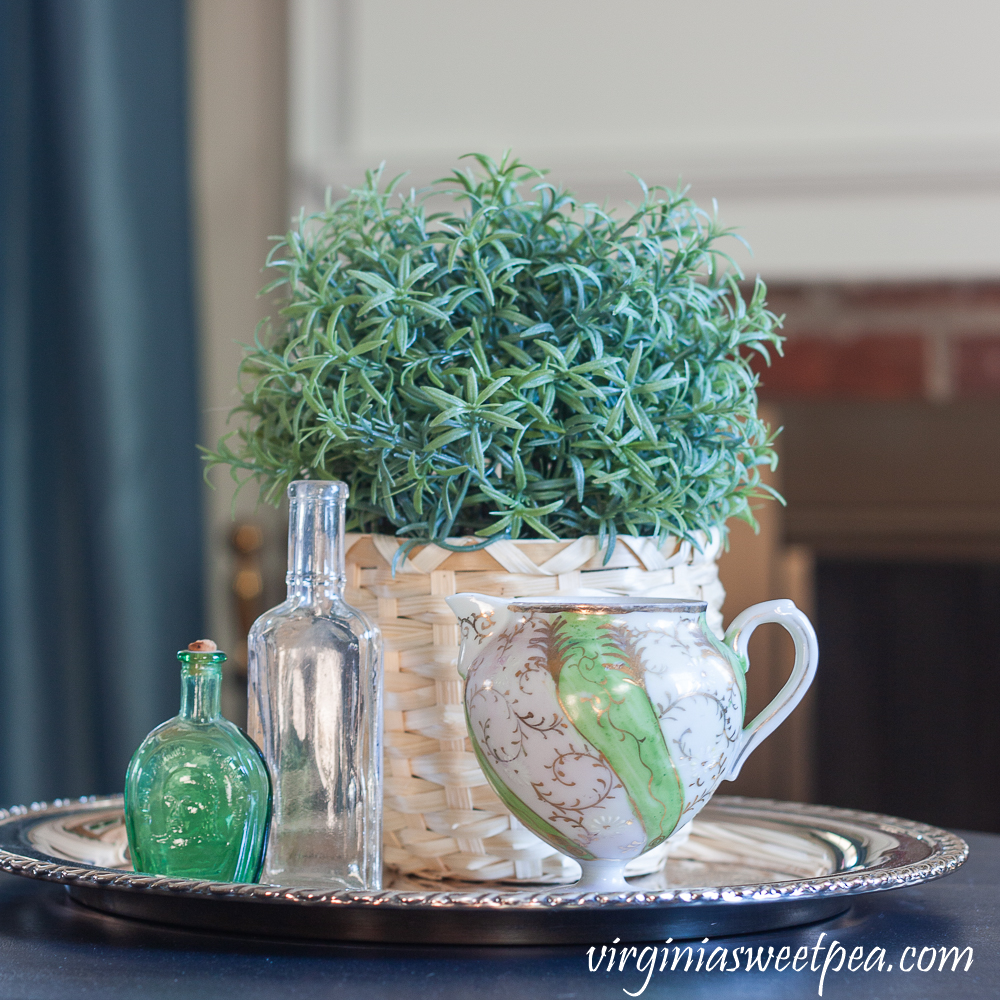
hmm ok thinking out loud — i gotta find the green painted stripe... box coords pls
[554,613,684,850]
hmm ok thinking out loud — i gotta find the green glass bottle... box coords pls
[124,640,272,882]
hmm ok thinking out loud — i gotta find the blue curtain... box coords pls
[0,1,203,804]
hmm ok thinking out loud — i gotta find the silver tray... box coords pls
[0,795,967,944]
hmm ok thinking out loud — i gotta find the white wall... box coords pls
[290,0,1000,280]
[189,0,289,719]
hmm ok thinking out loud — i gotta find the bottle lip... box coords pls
[288,480,348,500]
[177,650,227,666]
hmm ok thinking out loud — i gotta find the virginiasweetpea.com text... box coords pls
[588,931,974,996]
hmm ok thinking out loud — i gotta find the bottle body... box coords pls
[248,481,383,890]
[124,648,272,882]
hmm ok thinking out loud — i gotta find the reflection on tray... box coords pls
[390,819,841,892]
[28,809,131,870]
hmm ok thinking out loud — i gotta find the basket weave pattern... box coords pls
[344,532,726,882]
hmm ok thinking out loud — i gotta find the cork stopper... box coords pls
[187,639,218,652]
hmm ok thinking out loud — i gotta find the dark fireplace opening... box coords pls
[815,559,1000,833]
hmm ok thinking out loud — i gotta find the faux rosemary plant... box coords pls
[206,153,783,555]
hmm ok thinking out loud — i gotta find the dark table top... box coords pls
[0,831,996,1000]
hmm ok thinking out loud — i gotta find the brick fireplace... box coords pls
[758,282,1000,403]
[720,281,1000,831]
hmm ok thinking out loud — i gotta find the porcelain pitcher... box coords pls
[445,594,818,890]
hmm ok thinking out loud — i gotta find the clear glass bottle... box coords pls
[124,641,272,882]
[247,481,383,890]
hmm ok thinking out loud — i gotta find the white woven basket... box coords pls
[343,531,726,882]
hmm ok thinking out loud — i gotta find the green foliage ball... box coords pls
[206,153,783,554]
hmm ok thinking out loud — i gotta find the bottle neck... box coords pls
[178,652,225,721]
[286,487,346,604]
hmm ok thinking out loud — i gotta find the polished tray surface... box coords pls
[0,795,967,944]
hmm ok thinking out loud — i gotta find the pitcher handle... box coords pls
[722,599,819,781]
